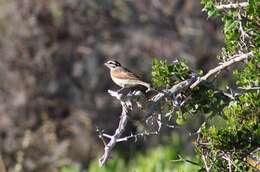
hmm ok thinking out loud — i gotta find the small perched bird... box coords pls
[104,60,151,91]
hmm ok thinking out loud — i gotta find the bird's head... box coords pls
[104,60,122,70]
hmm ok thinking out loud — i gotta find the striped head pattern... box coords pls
[104,60,122,69]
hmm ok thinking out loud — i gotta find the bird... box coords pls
[104,60,151,91]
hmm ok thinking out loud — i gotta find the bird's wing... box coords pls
[112,68,141,80]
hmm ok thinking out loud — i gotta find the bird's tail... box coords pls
[137,81,156,93]
[138,81,151,88]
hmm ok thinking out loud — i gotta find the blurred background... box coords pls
[0,0,224,171]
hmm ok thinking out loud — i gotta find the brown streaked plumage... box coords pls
[111,69,139,80]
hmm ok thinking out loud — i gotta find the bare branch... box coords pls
[96,127,107,146]
[98,78,196,166]
[222,154,232,172]
[238,86,260,90]
[201,153,211,172]
[190,52,254,89]
[99,91,132,167]
[222,153,240,171]
[239,20,249,42]
[116,131,158,142]
[216,2,249,10]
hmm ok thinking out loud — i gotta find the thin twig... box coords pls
[96,127,107,146]
[99,98,130,167]
[190,52,254,89]
[202,153,211,172]
[115,131,158,142]
[171,155,201,166]
[238,86,260,90]
[222,153,240,171]
[216,2,249,10]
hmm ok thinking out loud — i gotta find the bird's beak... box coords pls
[104,62,109,68]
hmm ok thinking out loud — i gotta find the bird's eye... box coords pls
[106,60,120,67]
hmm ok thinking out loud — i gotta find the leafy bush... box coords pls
[150,0,260,171]
[152,59,190,88]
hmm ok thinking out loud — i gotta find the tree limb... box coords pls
[99,99,130,166]
[190,52,254,89]
[216,2,249,10]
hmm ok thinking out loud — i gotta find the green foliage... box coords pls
[151,59,203,125]
[88,156,126,172]
[196,74,260,171]
[246,1,260,50]
[151,59,230,125]
[198,1,260,171]
[150,1,260,171]
[150,54,260,170]
[61,134,200,172]
[234,57,260,87]
[248,0,260,15]
[173,84,229,126]
[151,59,190,88]
[201,0,220,17]
[89,134,200,172]
[60,165,84,172]
[175,86,228,125]
[201,59,260,171]
[223,12,240,52]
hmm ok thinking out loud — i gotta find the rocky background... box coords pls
[0,0,223,171]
